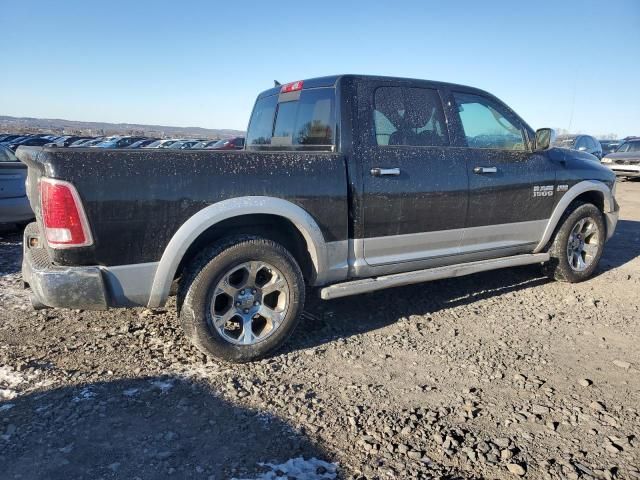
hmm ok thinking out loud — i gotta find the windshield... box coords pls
[553,137,577,148]
[617,141,640,153]
[0,146,18,162]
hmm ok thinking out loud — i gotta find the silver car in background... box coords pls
[601,139,640,179]
[0,146,33,225]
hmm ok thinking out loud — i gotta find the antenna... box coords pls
[566,68,577,133]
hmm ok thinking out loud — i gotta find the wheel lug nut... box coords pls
[235,301,240,307]
[251,289,256,294]
[240,289,245,295]
[243,308,249,313]
[254,301,260,306]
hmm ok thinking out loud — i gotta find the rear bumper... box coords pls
[23,243,108,310]
[0,196,34,224]
[22,223,158,310]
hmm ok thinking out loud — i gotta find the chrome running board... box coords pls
[319,253,550,300]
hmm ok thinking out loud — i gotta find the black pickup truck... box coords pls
[19,75,619,362]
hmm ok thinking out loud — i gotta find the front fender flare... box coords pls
[533,180,614,253]
[147,196,329,308]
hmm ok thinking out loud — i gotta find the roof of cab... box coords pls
[256,74,492,100]
[256,74,536,134]
[257,75,341,99]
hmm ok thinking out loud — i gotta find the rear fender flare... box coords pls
[147,196,327,308]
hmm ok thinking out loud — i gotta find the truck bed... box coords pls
[17,146,349,267]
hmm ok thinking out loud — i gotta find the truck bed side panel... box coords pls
[22,148,348,267]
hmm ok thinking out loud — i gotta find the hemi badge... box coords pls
[557,184,569,192]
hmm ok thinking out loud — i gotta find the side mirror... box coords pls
[535,128,556,151]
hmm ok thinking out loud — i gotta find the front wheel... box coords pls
[543,202,606,282]
[179,235,305,363]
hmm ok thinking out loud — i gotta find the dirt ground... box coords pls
[1,181,639,480]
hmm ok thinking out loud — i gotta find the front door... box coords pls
[446,90,557,254]
[359,83,469,270]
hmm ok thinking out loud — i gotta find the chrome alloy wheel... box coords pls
[209,261,290,345]
[566,217,600,272]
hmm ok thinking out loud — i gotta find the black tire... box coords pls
[178,235,305,363]
[542,202,606,283]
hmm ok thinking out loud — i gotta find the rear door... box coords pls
[445,90,556,254]
[358,81,469,270]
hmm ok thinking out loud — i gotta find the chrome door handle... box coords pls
[371,167,400,177]
[473,166,498,174]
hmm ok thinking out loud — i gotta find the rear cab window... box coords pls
[246,87,336,151]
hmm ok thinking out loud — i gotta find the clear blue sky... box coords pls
[1,0,638,137]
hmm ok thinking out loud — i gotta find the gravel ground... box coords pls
[1,181,639,480]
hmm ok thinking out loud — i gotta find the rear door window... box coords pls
[247,88,335,150]
[373,87,448,147]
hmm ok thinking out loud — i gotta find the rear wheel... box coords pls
[543,202,605,282]
[179,235,305,363]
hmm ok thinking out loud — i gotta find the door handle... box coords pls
[371,167,400,177]
[473,166,498,174]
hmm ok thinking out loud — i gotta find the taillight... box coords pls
[39,178,93,248]
[280,80,303,93]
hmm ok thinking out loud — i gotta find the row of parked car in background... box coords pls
[0,133,245,227]
[549,134,640,178]
[0,133,245,152]
[0,130,638,228]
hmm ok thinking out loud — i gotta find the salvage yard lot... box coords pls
[1,182,639,479]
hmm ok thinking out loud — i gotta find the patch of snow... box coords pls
[0,365,52,399]
[0,366,27,388]
[150,379,175,394]
[0,389,17,400]
[122,388,140,397]
[233,457,338,480]
[72,387,96,402]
